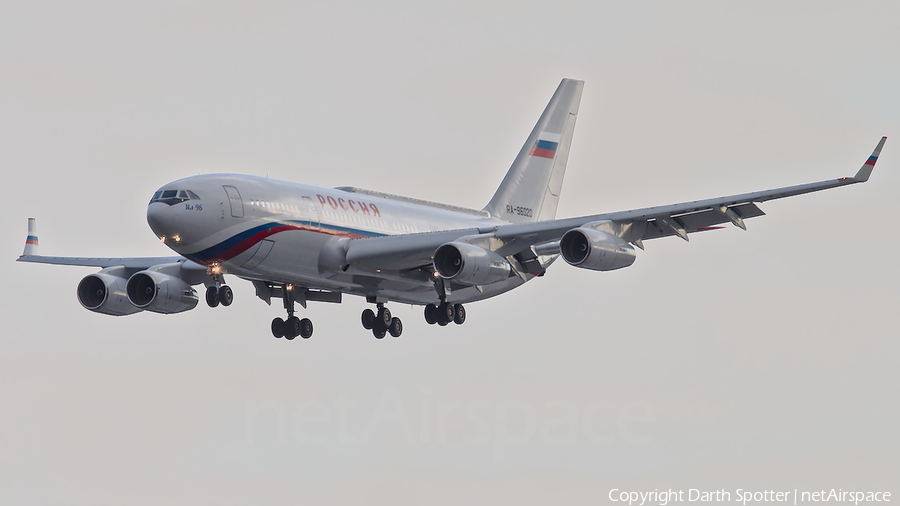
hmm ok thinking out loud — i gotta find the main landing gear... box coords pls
[424,274,466,327]
[424,302,466,326]
[361,303,402,339]
[271,284,313,340]
[271,316,312,340]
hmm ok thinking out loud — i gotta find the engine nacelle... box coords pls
[77,270,143,316]
[559,227,636,271]
[126,270,198,314]
[433,242,511,286]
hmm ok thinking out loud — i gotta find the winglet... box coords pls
[853,136,887,182]
[23,218,40,256]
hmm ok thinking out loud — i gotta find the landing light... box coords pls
[159,235,166,243]
[173,235,181,243]
[207,263,222,276]
[286,284,293,292]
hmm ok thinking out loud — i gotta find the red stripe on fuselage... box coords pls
[209,224,370,263]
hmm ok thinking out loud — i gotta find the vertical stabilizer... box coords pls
[484,78,584,223]
[23,218,39,256]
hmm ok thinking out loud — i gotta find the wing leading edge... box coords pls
[345,136,886,270]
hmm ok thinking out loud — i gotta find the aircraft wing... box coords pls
[346,136,886,271]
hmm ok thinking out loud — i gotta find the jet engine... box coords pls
[126,270,199,314]
[433,242,511,286]
[559,227,636,271]
[77,268,143,316]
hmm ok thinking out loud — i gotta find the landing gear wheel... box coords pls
[285,316,301,340]
[438,320,449,327]
[424,304,438,325]
[438,302,455,325]
[389,317,403,338]
[373,326,387,339]
[377,306,392,327]
[299,318,313,339]
[206,286,219,307]
[271,317,285,338]
[453,304,466,325]
[361,309,376,330]
[218,285,233,306]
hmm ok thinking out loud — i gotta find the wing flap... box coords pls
[641,203,766,240]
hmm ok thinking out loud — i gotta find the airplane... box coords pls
[18,79,887,340]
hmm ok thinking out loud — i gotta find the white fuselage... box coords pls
[146,174,537,305]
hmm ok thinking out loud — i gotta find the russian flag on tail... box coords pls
[529,132,561,159]
[23,217,39,256]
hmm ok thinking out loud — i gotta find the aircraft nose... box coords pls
[146,185,208,248]
[146,203,171,238]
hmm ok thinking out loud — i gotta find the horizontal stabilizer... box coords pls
[17,254,187,269]
[17,218,187,269]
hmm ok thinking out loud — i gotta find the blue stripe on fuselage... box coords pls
[186,220,386,263]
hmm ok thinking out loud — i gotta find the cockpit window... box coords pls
[150,189,201,205]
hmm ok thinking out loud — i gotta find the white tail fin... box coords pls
[23,218,39,256]
[484,78,584,223]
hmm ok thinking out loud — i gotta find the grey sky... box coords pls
[2,1,898,504]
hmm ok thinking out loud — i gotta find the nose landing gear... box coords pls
[206,286,218,307]
[206,285,234,307]
[218,285,233,306]
[205,264,233,308]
